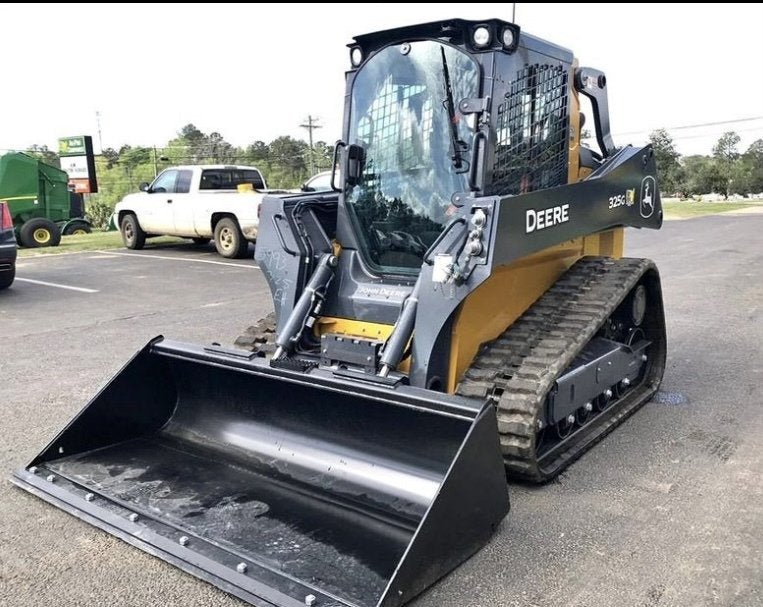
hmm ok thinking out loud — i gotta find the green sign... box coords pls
[58,136,87,156]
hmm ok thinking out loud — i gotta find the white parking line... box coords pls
[97,250,260,269]
[15,278,99,293]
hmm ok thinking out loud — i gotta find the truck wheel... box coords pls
[192,237,211,245]
[214,218,248,259]
[19,218,62,248]
[0,266,14,290]
[120,214,146,250]
[63,221,92,236]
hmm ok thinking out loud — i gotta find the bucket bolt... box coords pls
[566,414,575,425]
[128,513,139,523]
[305,595,317,606]
[621,377,631,388]
[236,563,248,574]
[85,493,95,502]
[584,402,593,412]
[179,536,190,547]
[29,466,38,475]
[46,475,56,483]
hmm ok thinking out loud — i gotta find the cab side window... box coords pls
[200,170,224,190]
[238,170,265,190]
[176,170,193,194]
[151,170,178,193]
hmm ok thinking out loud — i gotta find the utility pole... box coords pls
[95,111,103,153]
[300,115,322,176]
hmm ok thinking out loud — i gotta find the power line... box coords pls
[665,125,763,141]
[614,115,763,137]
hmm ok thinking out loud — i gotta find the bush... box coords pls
[86,199,115,229]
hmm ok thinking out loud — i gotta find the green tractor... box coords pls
[0,152,92,247]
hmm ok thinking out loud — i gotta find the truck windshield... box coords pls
[346,40,479,274]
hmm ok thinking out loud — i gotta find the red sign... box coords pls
[69,178,93,194]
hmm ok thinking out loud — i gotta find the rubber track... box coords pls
[456,256,661,482]
[233,312,277,355]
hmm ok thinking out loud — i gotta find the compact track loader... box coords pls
[13,18,666,607]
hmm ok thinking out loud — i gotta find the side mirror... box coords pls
[301,184,314,193]
[343,143,366,187]
[139,182,150,192]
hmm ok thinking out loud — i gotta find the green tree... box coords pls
[118,146,153,190]
[178,123,206,148]
[168,123,209,164]
[712,131,741,198]
[649,129,682,195]
[206,132,236,163]
[737,139,763,194]
[267,136,309,187]
[682,155,725,197]
[245,141,269,164]
[101,147,120,169]
[88,145,155,212]
[166,124,239,165]
[312,140,334,172]
[27,144,60,168]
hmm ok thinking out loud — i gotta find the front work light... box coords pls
[501,27,515,48]
[472,26,491,47]
[350,47,363,67]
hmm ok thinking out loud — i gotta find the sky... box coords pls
[1,3,762,157]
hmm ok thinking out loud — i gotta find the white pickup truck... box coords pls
[115,165,274,258]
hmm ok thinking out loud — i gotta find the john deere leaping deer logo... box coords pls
[640,176,656,219]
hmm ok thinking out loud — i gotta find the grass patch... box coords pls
[662,200,763,219]
[18,231,186,257]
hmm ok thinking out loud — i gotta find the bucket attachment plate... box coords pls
[12,338,509,607]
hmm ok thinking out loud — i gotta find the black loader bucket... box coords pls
[12,338,509,607]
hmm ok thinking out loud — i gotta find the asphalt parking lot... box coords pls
[1,216,761,607]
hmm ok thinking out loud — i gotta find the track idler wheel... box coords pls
[596,388,615,411]
[556,415,575,439]
[575,401,594,425]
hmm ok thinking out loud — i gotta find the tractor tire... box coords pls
[19,218,62,248]
[120,214,146,250]
[63,221,92,236]
[192,237,211,245]
[214,217,248,259]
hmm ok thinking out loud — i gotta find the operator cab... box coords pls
[337,19,577,277]
[335,19,613,279]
